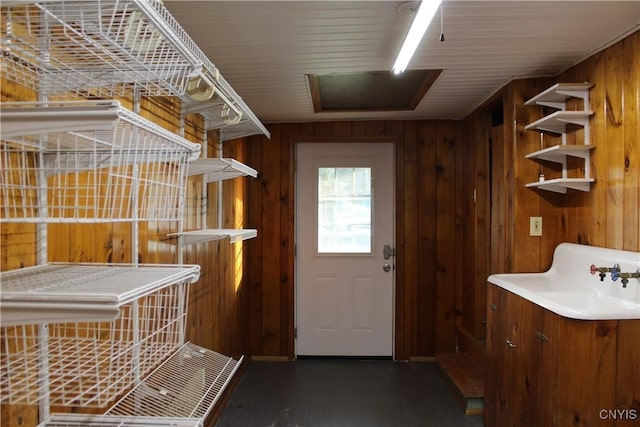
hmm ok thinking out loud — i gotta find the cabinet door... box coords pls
[484,283,500,426]
[495,290,542,426]
[553,315,618,426]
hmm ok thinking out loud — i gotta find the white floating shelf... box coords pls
[169,229,257,245]
[188,158,258,183]
[106,342,243,422]
[525,110,593,134]
[525,145,595,164]
[525,83,593,109]
[525,178,595,194]
[0,263,200,326]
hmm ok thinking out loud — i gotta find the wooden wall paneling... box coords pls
[621,32,640,251]
[434,120,457,353]
[392,123,408,361]
[280,125,296,359]
[604,39,626,250]
[574,51,607,248]
[416,121,437,356]
[401,120,419,358]
[511,79,544,272]
[616,320,640,425]
[258,124,283,356]
[246,133,265,356]
[472,113,491,338]
[490,124,506,275]
[501,84,517,274]
[0,223,36,270]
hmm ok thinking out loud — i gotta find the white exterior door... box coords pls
[295,142,394,356]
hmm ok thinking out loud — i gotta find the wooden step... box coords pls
[434,352,485,416]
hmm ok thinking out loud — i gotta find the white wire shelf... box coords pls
[107,342,243,421]
[39,414,202,427]
[169,229,258,245]
[0,0,269,139]
[0,262,200,326]
[0,100,201,223]
[187,158,257,183]
[0,263,200,408]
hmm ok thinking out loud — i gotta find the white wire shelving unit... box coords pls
[0,263,201,408]
[0,0,269,140]
[1,1,252,424]
[0,100,201,223]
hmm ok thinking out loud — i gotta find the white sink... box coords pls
[488,243,640,320]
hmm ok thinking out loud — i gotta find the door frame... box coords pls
[293,139,397,359]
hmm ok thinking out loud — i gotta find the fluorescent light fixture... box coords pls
[392,0,442,75]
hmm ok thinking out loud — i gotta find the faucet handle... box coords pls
[611,264,621,281]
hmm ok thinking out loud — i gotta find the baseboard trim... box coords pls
[409,356,437,363]
[251,355,290,362]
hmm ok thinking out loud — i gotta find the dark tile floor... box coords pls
[216,359,485,427]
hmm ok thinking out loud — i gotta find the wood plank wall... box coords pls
[495,30,640,277]
[228,121,465,361]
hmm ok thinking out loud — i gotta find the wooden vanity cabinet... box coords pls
[485,283,638,427]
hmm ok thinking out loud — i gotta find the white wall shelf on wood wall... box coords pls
[525,178,595,194]
[169,229,257,245]
[525,144,595,163]
[524,82,594,193]
[524,110,593,135]
[524,82,593,108]
[188,158,258,183]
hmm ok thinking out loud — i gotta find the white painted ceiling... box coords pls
[164,1,640,124]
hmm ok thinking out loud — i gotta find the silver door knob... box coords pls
[383,263,391,272]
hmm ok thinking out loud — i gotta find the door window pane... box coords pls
[318,167,371,253]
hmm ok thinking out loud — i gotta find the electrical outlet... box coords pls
[530,217,542,236]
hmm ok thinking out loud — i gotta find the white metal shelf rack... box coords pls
[524,82,594,193]
[0,0,269,140]
[0,100,200,222]
[0,263,201,408]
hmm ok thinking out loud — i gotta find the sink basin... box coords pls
[488,243,640,320]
